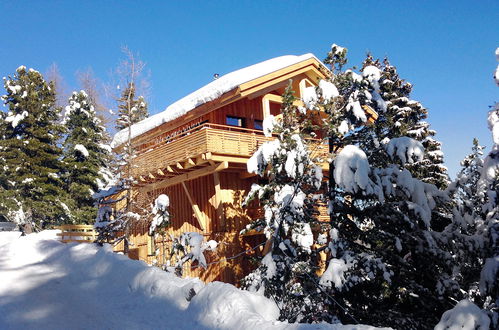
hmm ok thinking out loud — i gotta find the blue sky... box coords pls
[0,1,497,177]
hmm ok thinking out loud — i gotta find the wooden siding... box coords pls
[115,172,265,285]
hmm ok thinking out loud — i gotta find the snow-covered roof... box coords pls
[111,53,323,148]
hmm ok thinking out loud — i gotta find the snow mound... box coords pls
[0,231,389,329]
[435,299,490,330]
[112,53,324,148]
[187,281,279,329]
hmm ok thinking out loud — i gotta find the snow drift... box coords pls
[0,231,387,330]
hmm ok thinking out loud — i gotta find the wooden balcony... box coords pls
[131,123,329,184]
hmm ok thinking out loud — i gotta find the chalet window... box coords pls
[226,116,245,127]
[254,120,263,130]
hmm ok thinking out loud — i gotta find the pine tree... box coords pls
[441,139,490,303]
[0,66,69,228]
[242,84,331,323]
[319,47,459,328]
[61,91,112,224]
[115,82,148,131]
[469,48,499,327]
[357,55,449,189]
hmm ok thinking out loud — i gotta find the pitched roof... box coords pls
[111,53,323,148]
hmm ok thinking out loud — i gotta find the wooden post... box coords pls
[181,181,206,231]
[213,172,225,231]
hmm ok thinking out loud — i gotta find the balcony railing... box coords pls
[131,123,329,178]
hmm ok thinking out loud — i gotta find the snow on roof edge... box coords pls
[111,53,325,148]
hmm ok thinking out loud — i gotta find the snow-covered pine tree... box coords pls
[441,139,489,303]
[474,48,499,327]
[0,66,69,228]
[319,46,459,328]
[437,49,499,329]
[0,112,19,223]
[354,55,450,189]
[61,91,112,224]
[241,83,331,323]
[115,82,148,131]
[354,55,452,231]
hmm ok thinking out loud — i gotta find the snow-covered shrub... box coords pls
[149,194,170,235]
[170,232,217,276]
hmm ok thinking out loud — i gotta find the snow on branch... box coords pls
[173,232,217,269]
[334,145,378,196]
[149,194,170,235]
[385,136,424,165]
[435,299,490,330]
[74,144,89,158]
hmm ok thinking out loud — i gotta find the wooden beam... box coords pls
[213,172,225,231]
[239,59,326,94]
[183,158,196,169]
[166,165,174,173]
[181,181,205,231]
[176,162,184,170]
[157,169,165,176]
[203,152,212,161]
[210,154,249,164]
[240,171,257,179]
[144,161,229,192]
[148,173,155,180]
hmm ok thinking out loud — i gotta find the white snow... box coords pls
[334,145,371,194]
[247,139,281,176]
[112,53,324,148]
[291,223,314,252]
[338,120,350,135]
[274,184,306,214]
[0,231,388,329]
[262,253,277,279]
[74,144,89,157]
[319,258,350,289]
[385,137,424,165]
[331,43,346,56]
[479,256,499,296]
[302,86,318,109]
[154,194,169,211]
[435,299,490,330]
[319,80,339,101]
[149,194,170,235]
[98,143,112,153]
[487,106,499,144]
[5,111,28,128]
[348,100,367,122]
[262,114,276,137]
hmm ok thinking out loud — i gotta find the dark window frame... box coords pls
[226,115,246,127]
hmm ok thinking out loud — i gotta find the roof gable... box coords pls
[112,53,328,148]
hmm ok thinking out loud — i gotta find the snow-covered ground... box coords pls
[0,231,387,330]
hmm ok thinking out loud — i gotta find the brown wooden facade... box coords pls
[111,56,376,285]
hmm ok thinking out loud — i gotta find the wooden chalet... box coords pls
[110,54,377,285]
